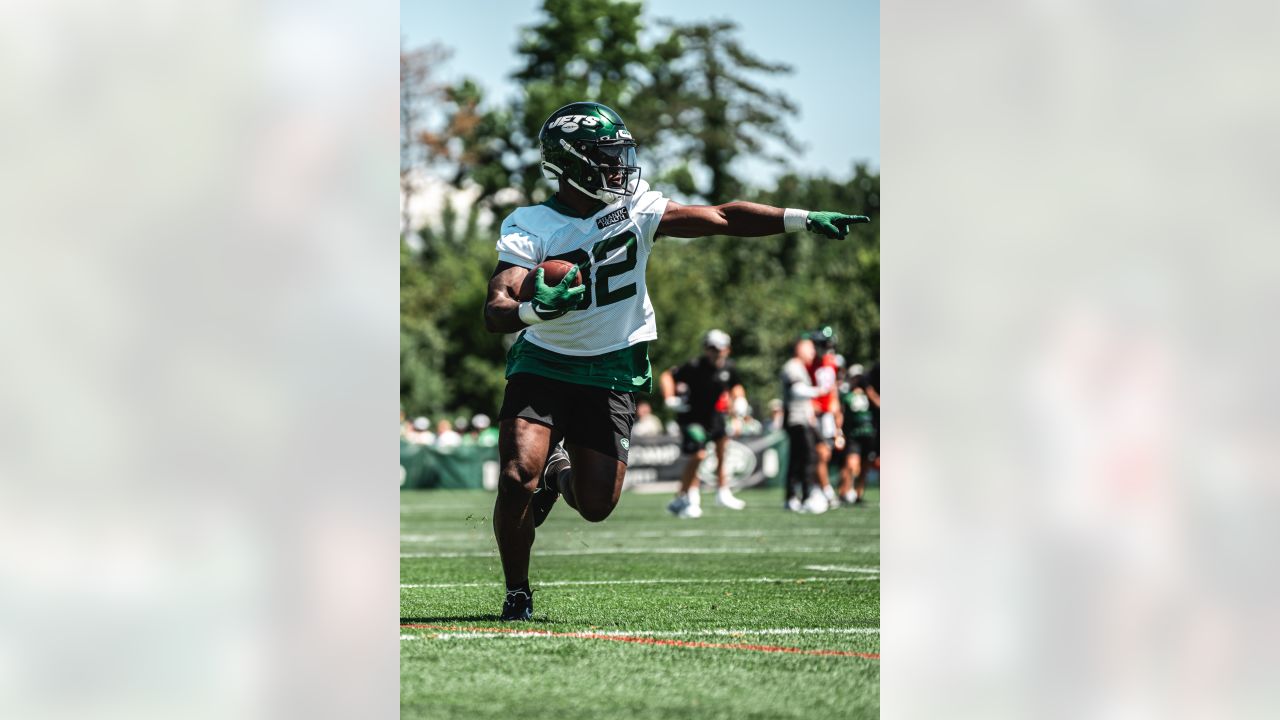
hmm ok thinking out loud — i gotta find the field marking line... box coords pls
[400,575,877,589]
[804,565,880,574]
[407,627,879,639]
[585,627,880,637]
[401,546,872,558]
[399,623,879,660]
[400,528,877,542]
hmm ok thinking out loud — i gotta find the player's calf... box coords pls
[562,443,627,523]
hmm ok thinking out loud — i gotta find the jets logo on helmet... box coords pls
[538,101,641,204]
[548,115,600,133]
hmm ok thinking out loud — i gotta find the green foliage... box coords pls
[400,205,511,419]
[652,19,801,203]
[644,167,879,410]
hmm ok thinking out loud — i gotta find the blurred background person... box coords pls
[471,413,499,446]
[781,336,825,513]
[405,416,436,445]
[632,400,665,438]
[728,405,763,437]
[865,359,880,477]
[660,329,749,518]
[766,398,785,433]
[808,326,843,508]
[837,364,875,505]
[435,419,461,448]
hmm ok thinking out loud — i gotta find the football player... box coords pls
[808,327,843,511]
[781,336,824,512]
[483,101,869,620]
[837,364,876,505]
[659,328,749,518]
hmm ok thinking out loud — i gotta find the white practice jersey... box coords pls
[496,180,669,356]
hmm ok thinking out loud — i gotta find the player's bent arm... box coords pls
[658,370,676,400]
[657,200,784,238]
[484,261,532,334]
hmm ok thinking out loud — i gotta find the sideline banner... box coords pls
[622,431,789,493]
[400,441,498,490]
[400,431,792,492]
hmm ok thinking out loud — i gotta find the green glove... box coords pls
[807,211,870,240]
[531,265,586,320]
[685,423,707,445]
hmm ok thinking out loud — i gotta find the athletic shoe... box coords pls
[715,487,746,510]
[686,489,702,508]
[839,491,856,506]
[785,497,802,512]
[666,494,688,516]
[823,486,837,503]
[533,444,569,528]
[677,503,703,519]
[802,492,829,514]
[500,588,533,621]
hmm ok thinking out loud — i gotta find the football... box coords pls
[518,259,582,301]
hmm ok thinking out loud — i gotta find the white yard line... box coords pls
[400,528,877,543]
[401,546,872,558]
[804,565,881,574]
[400,575,876,589]
[401,627,880,641]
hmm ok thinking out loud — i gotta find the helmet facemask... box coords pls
[548,138,641,204]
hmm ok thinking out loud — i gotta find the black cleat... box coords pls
[532,444,569,528]
[500,588,533,621]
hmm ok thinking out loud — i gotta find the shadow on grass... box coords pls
[400,615,553,625]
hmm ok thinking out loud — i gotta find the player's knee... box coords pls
[498,465,538,495]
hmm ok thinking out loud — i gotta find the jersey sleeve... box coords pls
[496,215,541,269]
[627,180,669,247]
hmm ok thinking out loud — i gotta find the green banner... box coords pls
[400,440,499,489]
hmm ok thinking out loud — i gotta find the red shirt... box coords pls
[809,354,839,414]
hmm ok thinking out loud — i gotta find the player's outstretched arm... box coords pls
[658,201,869,239]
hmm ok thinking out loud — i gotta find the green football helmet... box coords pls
[538,101,640,204]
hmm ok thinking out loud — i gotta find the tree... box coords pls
[654,20,801,204]
[400,42,453,234]
[430,2,802,213]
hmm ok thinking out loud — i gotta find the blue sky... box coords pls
[401,0,879,186]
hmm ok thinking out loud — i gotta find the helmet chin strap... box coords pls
[566,176,617,204]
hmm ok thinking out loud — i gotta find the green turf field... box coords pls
[401,487,880,719]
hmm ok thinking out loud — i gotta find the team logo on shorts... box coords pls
[620,437,630,450]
